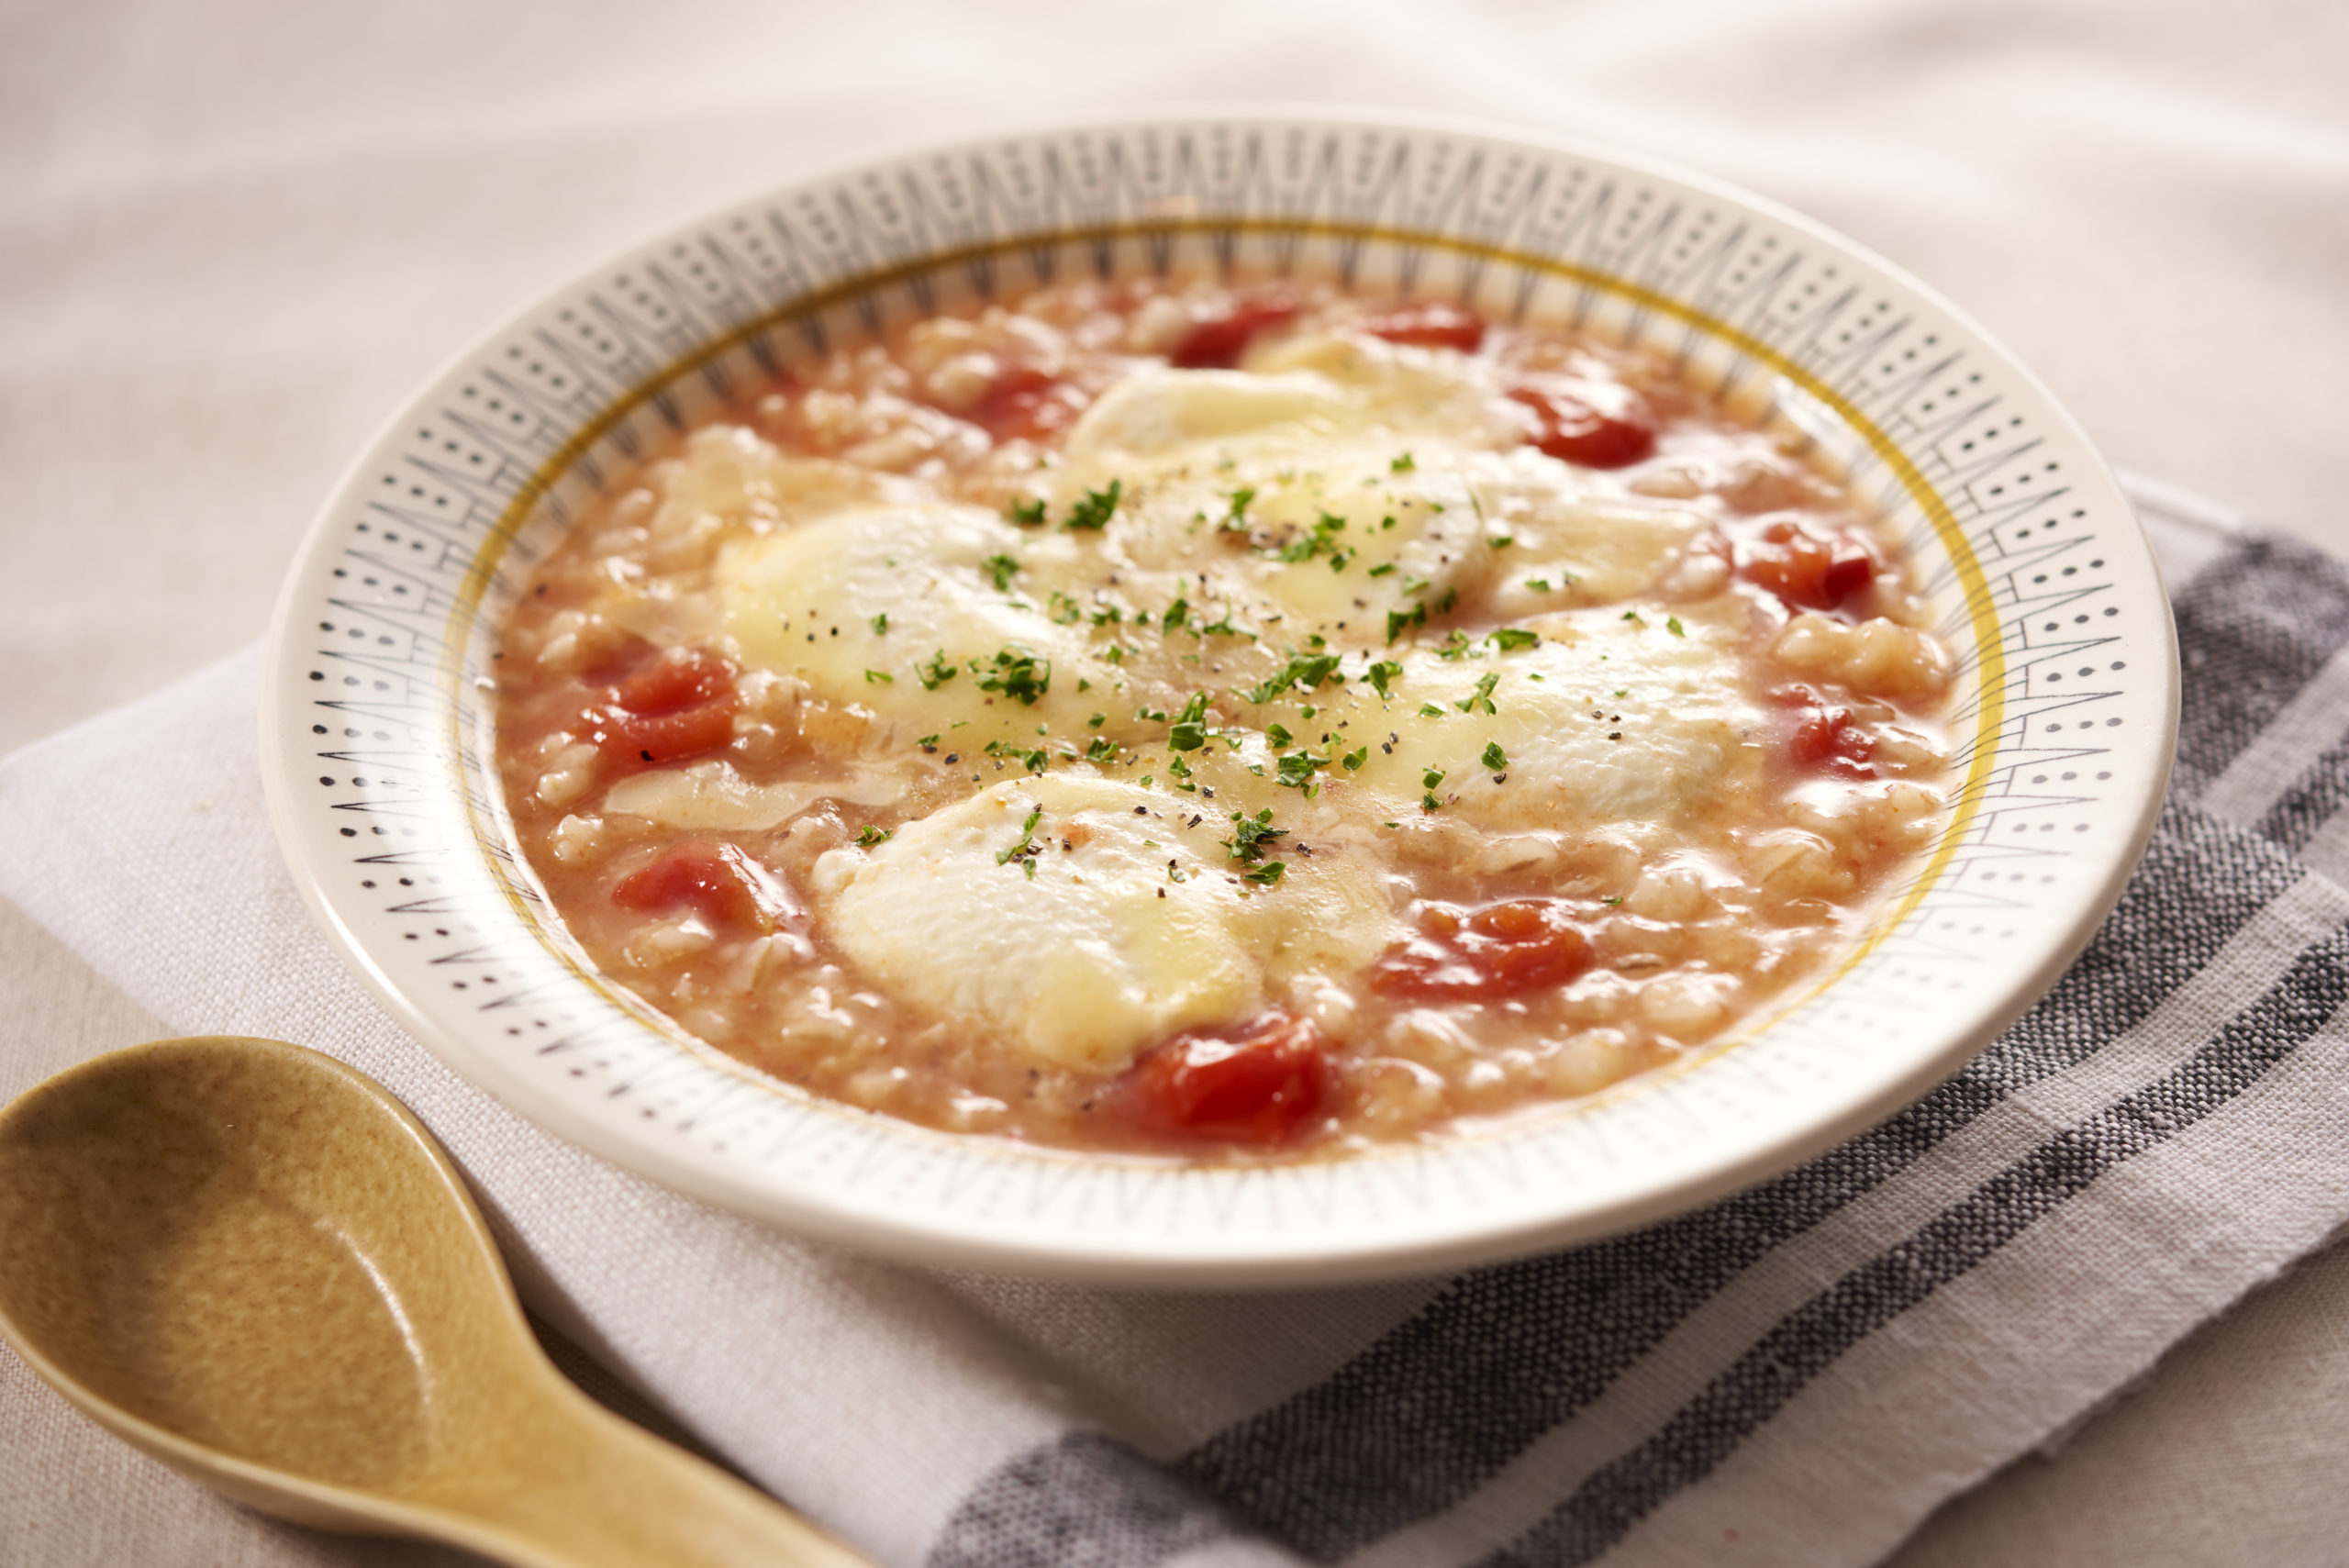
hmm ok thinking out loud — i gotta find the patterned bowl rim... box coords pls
[261,106,2177,1284]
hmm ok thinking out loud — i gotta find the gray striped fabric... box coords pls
[921,485,2349,1568]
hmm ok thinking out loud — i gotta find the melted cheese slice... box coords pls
[713,503,1150,750]
[809,775,1397,1072]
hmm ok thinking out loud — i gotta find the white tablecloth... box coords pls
[6,3,2347,1562]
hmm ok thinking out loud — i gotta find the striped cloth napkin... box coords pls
[5,476,2347,1568]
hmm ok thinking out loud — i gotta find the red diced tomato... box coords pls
[1359,301,1486,351]
[1121,1013,1330,1145]
[1735,519,1876,612]
[972,363,1090,443]
[584,646,739,773]
[1372,899,1593,1000]
[1773,684,1877,779]
[1505,375,1656,469]
[615,647,737,716]
[610,841,792,937]
[1170,292,1305,370]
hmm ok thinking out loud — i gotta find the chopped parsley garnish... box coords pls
[1047,590,1083,626]
[1065,479,1121,530]
[1266,722,1295,749]
[1219,485,1257,532]
[1198,606,1254,639]
[1276,512,1348,565]
[1085,736,1120,762]
[1166,751,1196,790]
[869,613,889,635]
[1090,605,1126,627]
[1244,862,1287,886]
[982,553,1020,591]
[1482,741,1508,772]
[1243,652,1342,704]
[1086,712,1107,728]
[1167,691,1213,751]
[1488,536,1515,549]
[983,740,1051,774]
[855,825,892,846]
[1329,548,1356,573]
[1488,627,1540,651]
[1433,629,1475,661]
[1275,749,1330,789]
[1431,586,1459,615]
[1220,808,1288,863]
[1341,746,1369,771]
[1006,497,1048,528]
[995,806,1045,876]
[917,650,957,690]
[1367,562,1397,577]
[1391,451,1417,473]
[1418,703,1446,718]
[1162,597,1191,633]
[1134,705,1167,722]
[1525,577,1552,593]
[1666,616,1686,638]
[915,732,940,747]
[1367,659,1404,697]
[1457,672,1499,715]
[1403,576,1431,596]
[1385,604,1428,643]
[863,669,894,684]
[972,648,1050,705]
[1621,609,1645,626]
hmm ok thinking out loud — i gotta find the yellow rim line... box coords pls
[437,217,2008,1140]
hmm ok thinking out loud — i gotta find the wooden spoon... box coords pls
[0,1035,868,1567]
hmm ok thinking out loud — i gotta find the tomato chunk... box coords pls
[1358,301,1486,351]
[972,363,1090,443]
[1170,291,1304,370]
[1120,1013,1330,1145]
[584,646,740,773]
[610,841,792,937]
[1735,519,1876,612]
[1373,899,1593,1000]
[1505,375,1655,469]
[1772,684,1877,780]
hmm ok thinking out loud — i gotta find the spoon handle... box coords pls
[444,1387,873,1568]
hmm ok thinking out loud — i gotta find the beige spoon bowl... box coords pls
[0,1035,867,1567]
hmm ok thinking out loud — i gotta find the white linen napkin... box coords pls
[6,475,2349,1568]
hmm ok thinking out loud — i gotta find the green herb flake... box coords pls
[973,648,1051,706]
[1391,451,1417,473]
[1481,741,1508,772]
[1456,671,1499,715]
[1266,722,1295,749]
[1418,703,1446,718]
[1243,652,1342,704]
[1168,691,1213,751]
[1488,536,1515,550]
[1621,609,1645,626]
[1220,808,1288,863]
[1486,628,1539,652]
[1275,749,1330,788]
[1244,862,1287,886]
[915,733,940,748]
[1065,479,1121,530]
[1665,616,1686,638]
[1085,736,1119,762]
[1367,660,1404,697]
[869,613,889,635]
[982,740,1051,775]
[917,650,958,691]
[863,668,894,684]
[1162,597,1191,633]
[1006,497,1048,528]
[855,825,892,846]
[1341,746,1369,771]
[1219,485,1257,533]
[1525,577,1552,593]
[1385,605,1427,644]
[1086,712,1107,728]
[995,806,1045,870]
[1367,562,1397,578]
[982,553,1020,591]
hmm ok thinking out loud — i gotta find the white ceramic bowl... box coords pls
[261,109,2176,1285]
